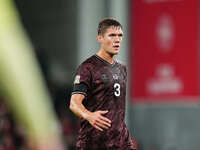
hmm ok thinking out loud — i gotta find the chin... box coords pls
[107,50,119,56]
[113,50,119,55]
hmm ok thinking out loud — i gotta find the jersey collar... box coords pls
[94,54,116,67]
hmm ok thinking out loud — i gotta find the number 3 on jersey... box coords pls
[114,83,120,97]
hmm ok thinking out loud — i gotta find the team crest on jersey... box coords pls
[74,75,80,84]
[113,74,118,80]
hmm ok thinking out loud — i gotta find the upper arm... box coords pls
[72,63,92,96]
[70,93,85,105]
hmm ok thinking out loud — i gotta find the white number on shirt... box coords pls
[114,83,120,97]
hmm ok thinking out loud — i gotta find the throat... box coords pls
[96,51,114,65]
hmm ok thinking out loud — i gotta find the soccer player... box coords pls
[70,18,137,150]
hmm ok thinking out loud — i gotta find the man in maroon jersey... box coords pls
[69,18,137,150]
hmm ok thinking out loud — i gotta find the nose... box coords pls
[115,36,121,43]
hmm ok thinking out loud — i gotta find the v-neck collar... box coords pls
[94,54,116,67]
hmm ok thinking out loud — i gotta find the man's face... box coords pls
[98,26,123,56]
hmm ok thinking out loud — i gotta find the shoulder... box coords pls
[78,55,96,70]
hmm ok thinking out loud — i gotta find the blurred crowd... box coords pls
[0,84,78,150]
[0,99,26,150]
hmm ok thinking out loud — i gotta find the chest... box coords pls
[91,65,126,94]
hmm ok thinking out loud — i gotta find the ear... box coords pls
[97,35,103,43]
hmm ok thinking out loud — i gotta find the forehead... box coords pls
[104,26,123,34]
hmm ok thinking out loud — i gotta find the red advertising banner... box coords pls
[130,0,199,102]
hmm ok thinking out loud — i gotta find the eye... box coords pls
[109,34,116,37]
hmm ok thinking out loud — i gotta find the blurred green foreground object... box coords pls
[0,0,66,149]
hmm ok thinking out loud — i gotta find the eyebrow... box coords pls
[109,33,123,36]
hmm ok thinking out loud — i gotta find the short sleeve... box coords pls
[71,63,92,96]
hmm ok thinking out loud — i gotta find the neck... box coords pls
[96,49,114,64]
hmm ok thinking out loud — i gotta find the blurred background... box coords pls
[0,0,200,150]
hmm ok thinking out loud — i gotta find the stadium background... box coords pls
[1,0,200,150]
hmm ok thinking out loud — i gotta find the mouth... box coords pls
[113,45,120,50]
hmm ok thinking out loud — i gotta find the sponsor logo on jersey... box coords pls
[102,74,109,83]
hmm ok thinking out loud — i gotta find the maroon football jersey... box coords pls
[72,55,137,150]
